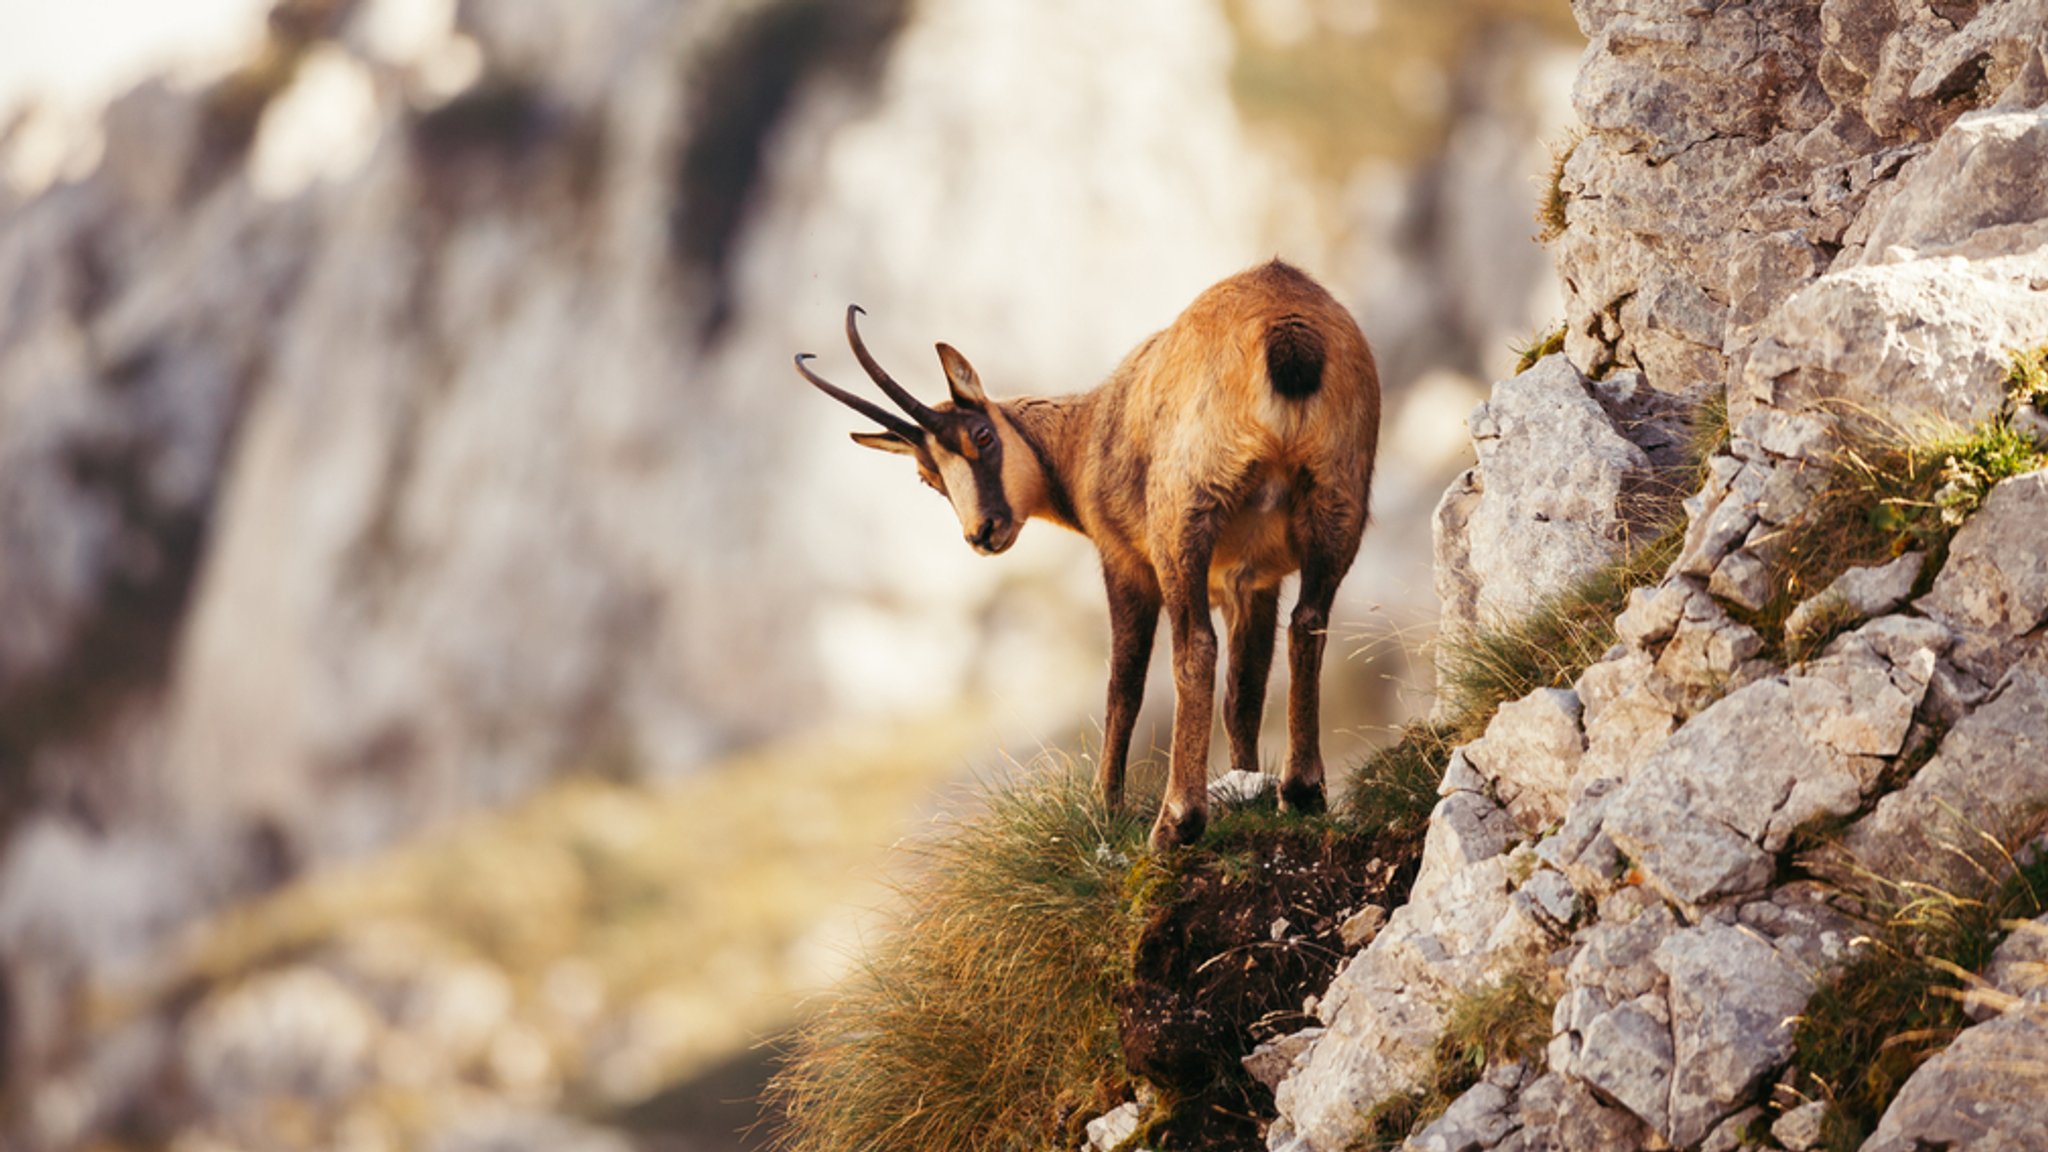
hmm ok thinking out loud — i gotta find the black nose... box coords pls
[971,520,997,549]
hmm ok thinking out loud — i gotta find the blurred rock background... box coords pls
[0,0,1580,1147]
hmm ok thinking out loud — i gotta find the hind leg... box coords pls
[1283,497,1364,814]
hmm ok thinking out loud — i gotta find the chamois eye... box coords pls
[973,425,996,450]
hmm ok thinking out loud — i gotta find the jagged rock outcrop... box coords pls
[1273,1,2048,1149]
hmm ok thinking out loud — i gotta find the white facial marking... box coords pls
[935,450,985,539]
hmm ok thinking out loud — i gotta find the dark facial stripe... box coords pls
[972,433,1011,526]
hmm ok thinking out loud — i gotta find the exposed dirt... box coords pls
[1115,810,1424,1150]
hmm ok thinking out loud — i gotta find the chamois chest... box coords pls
[1208,473,1301,596]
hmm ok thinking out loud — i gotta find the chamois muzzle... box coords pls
[969,515,1017,555]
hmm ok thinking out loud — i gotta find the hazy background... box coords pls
[0,1,1580,1147]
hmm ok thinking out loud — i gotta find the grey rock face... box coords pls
[1603,620,1938,911]
[1656,924,1816,1147]
[1738,251,2048,428]
[1569,996,1673,1133]
[1782,552,1925,650]
[1433,356,1655,646]
[1917,470,2048,685]
[1410,1079,1518,1152]
[1861,1007,2048,1152]
[1841,660,2048,894]
[1852,108,2048,263]
[1462,688,1586,834]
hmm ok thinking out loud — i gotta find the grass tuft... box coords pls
[1347,968,1558,1148]
[766,763,1147,1152]
[1734,409,2044,659]
[769,758,1428,1152]
[1535,129,1584,244]
[1511,324,1568,375]
[1786,825,2048,1150]
[1342,722,1461,840]
[1435,522,1684,727]
[2006,344,2048,410]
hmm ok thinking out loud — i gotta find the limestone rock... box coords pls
[1852,108,2048,264]
[1782,552,1925,650]
[1244,1028,1323,1092]
[1656,923,1816,1147]
[1086,1102,1144,1152]
[1209,770,1274,806]
[1917,470,2048,685]
[1410,1079,1517,1152]
[1511,1071,1652,1152]
[1605,629,1936,911]
[1434,356,1655,644]
[1771,1100,1828,1151]
[1861,1007,2048,1152]
[1571,996,1673,1134]
[1739,254,2048,428]
[1841,661,2048,894]
[1274,803,1545,1152]
[1462,689,1587,834]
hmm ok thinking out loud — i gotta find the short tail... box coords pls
[1265,316,1325,400]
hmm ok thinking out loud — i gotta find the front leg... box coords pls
[1097,564,1159,812]
[1222,581,1280,777]
[1152,523,1221,851]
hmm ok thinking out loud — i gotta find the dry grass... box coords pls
[1786,825,2048,1151]
[1535,129,1585,244]
[767,759,1424,1152]
[767,762,1150,1152]
[1342,721,1462,838]
[1734,408,2045,660]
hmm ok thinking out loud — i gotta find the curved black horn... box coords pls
[847,305,945,433]
[794,354,924,442]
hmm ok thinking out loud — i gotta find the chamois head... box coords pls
[797,306,1026,555]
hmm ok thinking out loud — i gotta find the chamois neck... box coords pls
[998,393,1091,533]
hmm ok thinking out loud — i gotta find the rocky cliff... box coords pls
[0,1,1580,1146]
[1263,1,2048,1149]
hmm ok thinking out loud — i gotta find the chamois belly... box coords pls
[1208,479,1301,595]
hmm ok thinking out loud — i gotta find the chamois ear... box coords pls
[850,430,919,455]
[935,343,987,409]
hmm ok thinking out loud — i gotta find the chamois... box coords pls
[796,260,1379,850]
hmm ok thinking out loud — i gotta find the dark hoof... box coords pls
[1279,777,1327,815]
[1149,804,1208,852]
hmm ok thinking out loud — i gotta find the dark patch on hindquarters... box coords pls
[1265,317,1325,399]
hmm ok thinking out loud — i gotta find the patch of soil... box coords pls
[1115,810,1424,1150]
